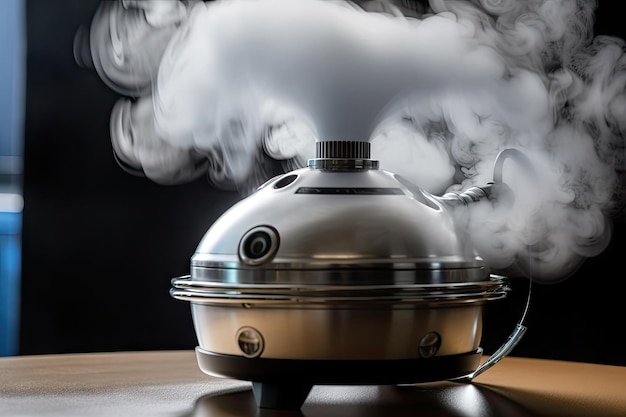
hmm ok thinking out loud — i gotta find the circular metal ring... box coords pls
[239,226,280,266]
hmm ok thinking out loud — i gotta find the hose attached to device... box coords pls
[451,147,535,382]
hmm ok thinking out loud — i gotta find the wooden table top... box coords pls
[1,350,625,417]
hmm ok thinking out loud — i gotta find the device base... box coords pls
[195,347,483,409]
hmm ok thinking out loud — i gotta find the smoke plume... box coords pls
[76,0,626,282]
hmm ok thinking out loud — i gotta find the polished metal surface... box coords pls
[190,304,484,359]
[190,261,489,285]
[191,166,487,279]
[171,275,508,305]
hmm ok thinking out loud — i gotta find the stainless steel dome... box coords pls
[191,140,491,284]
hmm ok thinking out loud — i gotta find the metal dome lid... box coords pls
[189,141,490,286]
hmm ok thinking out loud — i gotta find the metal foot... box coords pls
[251,382,313,409]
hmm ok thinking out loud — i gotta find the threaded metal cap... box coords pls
[316,141,371,159]
[309,141,378,171]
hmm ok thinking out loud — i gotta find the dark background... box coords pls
[19,0,626,367]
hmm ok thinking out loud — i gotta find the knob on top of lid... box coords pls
[316,141,370,159]
[310,141,378,171]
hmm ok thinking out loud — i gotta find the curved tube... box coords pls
[492,148,536,184]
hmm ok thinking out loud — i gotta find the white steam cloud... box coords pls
[76,0,626,282]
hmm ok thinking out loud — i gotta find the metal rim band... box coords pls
[170,275,509,307]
